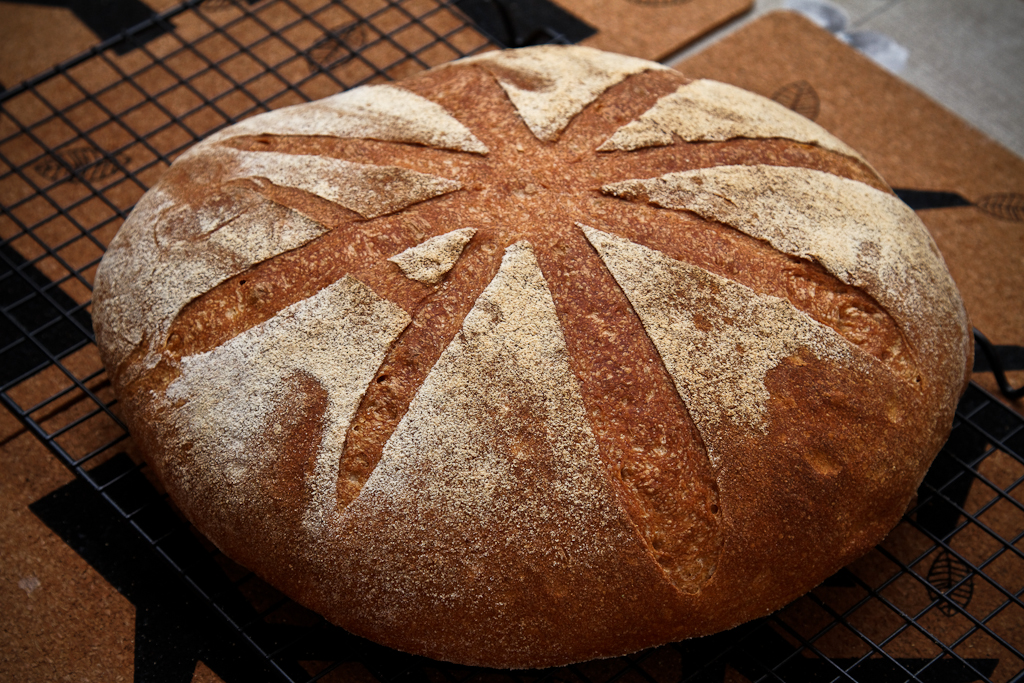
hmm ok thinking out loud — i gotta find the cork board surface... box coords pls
[676,10,1024,413]
[0,0,751,94]
[0,379,135,681]
[0,0,181,92]
[2,8,1022,683]
[570,0,752,62]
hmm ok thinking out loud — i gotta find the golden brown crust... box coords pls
[92,45,971,668]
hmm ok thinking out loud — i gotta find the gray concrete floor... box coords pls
[667,0,1024,160]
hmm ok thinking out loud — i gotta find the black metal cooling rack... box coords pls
[1,1,1022,681]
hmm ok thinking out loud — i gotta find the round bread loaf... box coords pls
[92,45,972,668]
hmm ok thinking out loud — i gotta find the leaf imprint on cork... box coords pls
[582,225,854,468]
[388,228,476,284]
[165,276,410,530]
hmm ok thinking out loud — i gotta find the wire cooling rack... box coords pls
[1,1,1022,681]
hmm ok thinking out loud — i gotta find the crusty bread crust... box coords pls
[92,46,972,668]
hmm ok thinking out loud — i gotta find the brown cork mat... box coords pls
[570,0,751,62]
[1,6,1022,683]
[0,0,750,94]
[675,10,1024,413]
[0,0,181,92]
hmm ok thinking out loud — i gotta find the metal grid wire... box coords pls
[1,1,1022,681]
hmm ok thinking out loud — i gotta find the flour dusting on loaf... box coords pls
[365,242,610,523]
[164,275,409,529]
[460,45,667,141]
[224,149,462,219]
[93,185,330,380]
[598,79,863,160]
[389,228,476,284]
[583,225,857,465]
[207,84,489,154]
[603,164,969,403]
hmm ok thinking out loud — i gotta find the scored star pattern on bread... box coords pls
[94,46,968,598]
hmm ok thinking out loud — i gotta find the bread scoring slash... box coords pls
[91,45,972,668]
